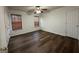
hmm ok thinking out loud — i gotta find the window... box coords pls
[11,14,22,30]
[34,16,39,27]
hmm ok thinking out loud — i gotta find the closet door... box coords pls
[66,8,78,39]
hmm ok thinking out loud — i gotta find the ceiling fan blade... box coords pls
[27,9,35,15]
[36,6,40,7]
[41,11,43,13]
[42,9,47,11]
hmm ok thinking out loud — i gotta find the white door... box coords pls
[66,8,78,39]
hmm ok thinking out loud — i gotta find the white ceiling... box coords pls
[8,6,63,14]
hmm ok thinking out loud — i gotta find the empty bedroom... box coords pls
[0,6,79,53]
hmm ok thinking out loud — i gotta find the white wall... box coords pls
[4,7,11,45]
[9,9,40,36]
[0,6,8,51]
[40,7,79,39]
[40,7,66,36]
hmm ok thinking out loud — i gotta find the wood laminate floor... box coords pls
[8,30,79,53]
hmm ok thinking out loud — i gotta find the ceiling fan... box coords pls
[34,6,47,14]
[27,6,48,14]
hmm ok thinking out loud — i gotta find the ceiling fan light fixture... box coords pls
[37,7,40,10]
[36,10,41,14]
[34,6,41,14]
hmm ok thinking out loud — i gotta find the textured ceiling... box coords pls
[8,6,63,14]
